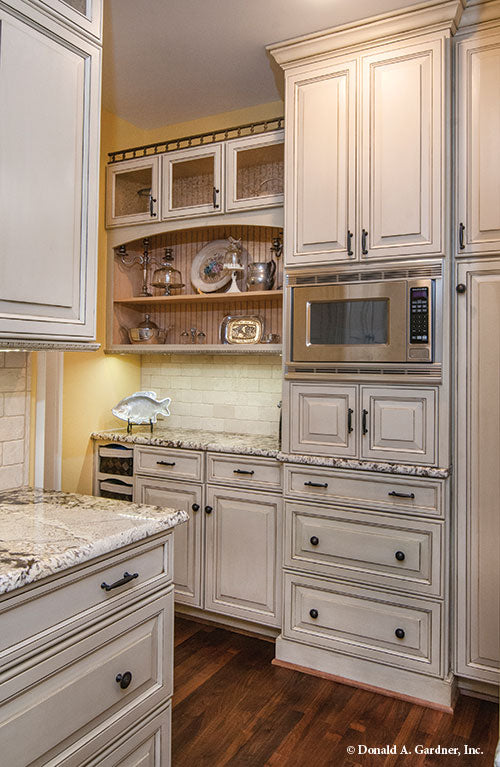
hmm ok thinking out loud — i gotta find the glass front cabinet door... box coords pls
[162,144,223,219]
[106,156,161,228]
[225,130,284,211]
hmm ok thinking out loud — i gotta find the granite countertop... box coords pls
[0,487,188,595]
[91,427,281,458]
[277,452,450,479]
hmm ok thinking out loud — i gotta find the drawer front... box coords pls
[135,446,203,482]
[283,573,442,676]
[0,591,174,767]
[285,502,443,596]
[284,465,444,517]
[206,452,282,491]
[0,539,172,661]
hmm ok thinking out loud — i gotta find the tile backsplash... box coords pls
[141,354,282,436]
[0,352,31,491]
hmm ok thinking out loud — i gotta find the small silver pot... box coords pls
[246,260,276,291]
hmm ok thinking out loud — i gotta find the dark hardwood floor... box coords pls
[172,617,498,767]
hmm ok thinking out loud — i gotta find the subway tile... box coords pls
[4,352,27,368]
[3,440,24,466]
[213,404,235,419]
[0,416,24,442]
[0,368,26,393]
[0,464,24,491]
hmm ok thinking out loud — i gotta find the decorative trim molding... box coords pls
[458,0,500,31]
[0,340,100,352]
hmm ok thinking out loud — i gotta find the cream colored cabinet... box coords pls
[134,476,203,608]
[225,130,284,211]
[455,260,500,684]
[456,29,500,257]
[34,0,102,39]
[162,143,224,219]
[0,0,101,342]
[288,382,437,465]
[204,485,282,627]
[106,157,161,228]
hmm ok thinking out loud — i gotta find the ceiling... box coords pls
[102,0,429,130]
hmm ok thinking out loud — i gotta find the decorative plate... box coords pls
[112,391,171,424]
[191,239,247,293]
[220,315,264,345]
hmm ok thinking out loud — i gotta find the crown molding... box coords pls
[458,0,500,31]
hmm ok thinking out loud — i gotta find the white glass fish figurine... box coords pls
[112,391,171,425]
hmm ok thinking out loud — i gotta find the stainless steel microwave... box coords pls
[290,277,436,364]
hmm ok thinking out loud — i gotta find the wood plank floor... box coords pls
[172,617,499,767]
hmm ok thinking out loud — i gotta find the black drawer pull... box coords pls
[101,571,138,592]
[395,551,406,562]
[347,407,353,433]
[192,503,200,512]
[157,460,176,467]
[309,609,319,619]
[388,491,415,500]
[304,481,328,489]
[233,469,255,475]
[459,222,465,250]
[395,628,405,640]
[310,536,319,546]
[362,409,368,435]
[347,229,353,256]
[205,505,213,514]
[116,671,132,689]
[361,228,368,255]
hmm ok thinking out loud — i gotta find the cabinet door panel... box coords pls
[0,9,99,340]
[162,144,223,219]
[225,130,284,211]
[205,487,281,626]
[361,38,444,259]
[290,383,357,457]
[134,477,203,608]
[456,32,500,255]
[106,157,160,228]
[286,59,356,265]
[456,262,500,683]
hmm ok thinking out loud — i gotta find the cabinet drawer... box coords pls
[0,591,173,767]
[283,573,442,676]
[206,452,282,491]
[284,465,444,517]
[135,446,203,482]
[0,538,172,662]
[285,502,443,596]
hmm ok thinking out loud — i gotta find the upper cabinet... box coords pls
[0,0,101,343]
[106,157,161,228]
[269,1,461,267]
[225,130,284,212]
[456,27,500,257]
[162,144,223,220]
[32,0,102,40]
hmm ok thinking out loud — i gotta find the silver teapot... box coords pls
[246,260,276,291]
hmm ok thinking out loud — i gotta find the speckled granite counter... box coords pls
[0,487,188,594]
[91,427,280,459]
[277,452,450,479]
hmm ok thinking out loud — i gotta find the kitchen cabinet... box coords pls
[455,259,500,685]
[289,382,437,465]
[106,156,161,228]
[456,28,500,257]
[225,129,284,212]
[0,0,101,343]
[34,0,102,39]
[162,144,224,220]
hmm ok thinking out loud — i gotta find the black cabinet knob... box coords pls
[205,505,213,514]
[456,283,466,294]
[192,503,200,512]
[310,536,319,546]
[309,608,319,619]
[116,671,132,689]
[395,628,405,640]
[395,551,406,562]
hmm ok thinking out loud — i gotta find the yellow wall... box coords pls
[61,100,283,495]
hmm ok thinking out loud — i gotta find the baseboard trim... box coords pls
[175,604,280,641]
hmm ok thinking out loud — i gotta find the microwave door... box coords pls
[292,282,407,363]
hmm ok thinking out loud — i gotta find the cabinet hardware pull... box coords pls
[310,536,319,546]
[157,460,176,466]
[309,608,319,619]
[347,230,353,256]
[459,222,465,249]
[395,551,406,561]
[304,481,328,488]
[233,469,255,475]
[192,503,200,512]
[388,491,415,499]
[101,571,138,592]
[116,671,133,689]
[347,408,353,433]
[456,283,466,294]
[149,194,157,218]
[205,505,213,514]
[395,628,405,640]
[361,228,368,255]
[362,409,368,435]
[213,186,219,209]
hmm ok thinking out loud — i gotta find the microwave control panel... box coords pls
[409,287,429,344]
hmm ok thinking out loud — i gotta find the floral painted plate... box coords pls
[190,239,247,293]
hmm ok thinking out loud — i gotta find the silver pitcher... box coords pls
[246,260,276,291]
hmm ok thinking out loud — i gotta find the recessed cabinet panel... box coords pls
[106,157,160,228]
[162,144,223,219]
[286,60,356,264]
[290,383,357,456]
[360,38,443,259]
[226,130,284,211]
[456,32,500,255]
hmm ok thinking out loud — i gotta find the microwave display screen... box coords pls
[308,299,389,345]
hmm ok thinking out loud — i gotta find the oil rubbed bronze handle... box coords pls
[310,536,319,546]
[157,460,176,466]
[149,194,157,218]
[116,671,132,689]
[362,409,368,435]
[233,469,255,475]
[347,229,354,256]
[213,186,219,209]
[347,408,354,434]
[192,503,200,512]
[205,505,213,514]
[395,551,406,562]
[101,571,138,592]
[361,228,368,255]
[309,609,319,619]
[459,222,465,250]
[395,628,405,640]
[304,481,328,489]
[388,491,415,499]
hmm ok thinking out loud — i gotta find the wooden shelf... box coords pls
[105,343,283,355]
[114,290,283,307]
